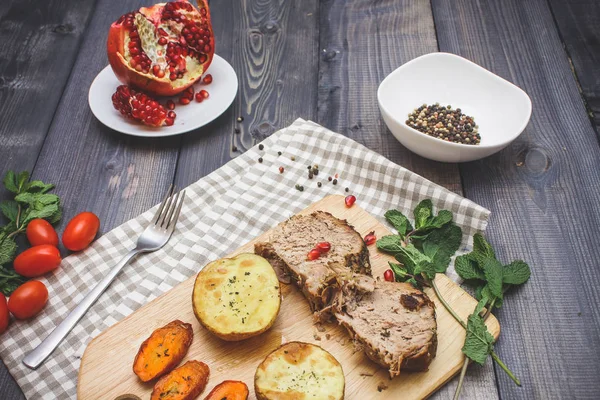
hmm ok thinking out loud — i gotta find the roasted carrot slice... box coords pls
[151,360,210,400]
[204,380,249,400]
[133,320,193,382]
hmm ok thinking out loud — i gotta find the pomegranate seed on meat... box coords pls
[315,242,331,254]
[111,85,173,127]
[307,249,321,261]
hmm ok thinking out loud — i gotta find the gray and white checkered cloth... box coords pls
[0,119,489,399]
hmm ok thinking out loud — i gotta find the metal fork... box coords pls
[23,186,186,369]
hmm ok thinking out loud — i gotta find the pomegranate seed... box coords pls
[316,242,331,254]
[307,249,321,261]
[167,110,176,119]
[279,166,284,173]
[199,89,209,99]
[195,92,204,102]
[158,37,168,46]
[166,100,175,110]
[203,74,213,84]
[363,231,376,246]
[335,173,339,179]
[169,73,177,81]
[345,195,356,207]
[383,269,395,282]
[165,118,175,126]
[179,97,190,105]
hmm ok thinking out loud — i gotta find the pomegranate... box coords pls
[307,249,321,261]
[315,242,331,254]
[202,74,212,84]
[383,269,395,282]
[345,195,356,207]
[107,0,214,96]
[364,231,376,246]
[112,85,175,127]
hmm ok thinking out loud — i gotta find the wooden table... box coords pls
[1,0,599,398]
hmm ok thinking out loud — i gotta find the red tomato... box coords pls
[8,281,48,320]
[0,293,10,334]
[13,245,62,277]
[62,212,100,251]
[26,219,59,246]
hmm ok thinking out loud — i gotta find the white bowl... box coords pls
[377,53,532,163]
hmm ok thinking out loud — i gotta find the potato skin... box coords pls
[204,380,249,400]
[151,360,210,400]
[192,253,281,341]
[255,342,345,400]
[133,320,193,382]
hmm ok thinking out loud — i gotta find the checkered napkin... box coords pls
[0,119,489,399]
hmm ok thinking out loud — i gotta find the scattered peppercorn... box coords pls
[406,103,481,145]
[308,172,314,179]
[237,116,244,122]
[234,128,240,134]
[295,184,304,192]
[307,165,312,170]
[317,182,322,188]
[332,179,337,185]
[312,168,319,176]
[279,166,284,173]
[328,176,332,182]
[277,151,282,156]
[335,173,339,179]
[291,156,296,161]
[232,145,237,152]
[345,187,349,192]
[259,144,264,150]
[258,157,263,163]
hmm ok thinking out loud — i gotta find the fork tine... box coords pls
[157,186,177,228]
[151,184,174,224]
[166,190,185,232]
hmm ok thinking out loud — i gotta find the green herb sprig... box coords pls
[0,171,61,295]
[377,200,529,397]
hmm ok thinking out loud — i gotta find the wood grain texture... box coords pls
[432,0,600,398]
[29,0,181,240]
[0,1,99,398]
[78,195,500,400]
[317,0,462,195]
[548,0,600,130]
[175,0,320,189]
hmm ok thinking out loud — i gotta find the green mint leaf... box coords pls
[0,201,19,223]
[421,223,463,273]
[429,209,453,229]
[0,237,17,266]
[16,171,29,193]
[0,266,27,296]
[26,180,55,194]
[502,260,531,285]
[384,210,413,237]
[406,277,420,288]
[414,199,433,229]
[24,204,60,224]
[481,257,504,299]
[3,171,18,194]
[389,262,422,289]
[47,206,62,224]
[376,235,404,254]
[473,233,495,259]
[414,260,437,280]
[455,254,485,281]
[462,310,495,365]
[15,192,60,208]
[395,244,431,275]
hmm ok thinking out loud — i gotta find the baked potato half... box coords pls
[254,341,345,400]
[133,320,193,382]
[192,253,281,341]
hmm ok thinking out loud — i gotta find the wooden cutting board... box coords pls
[78,195,499,400]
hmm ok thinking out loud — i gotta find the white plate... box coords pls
[89,54,238,137]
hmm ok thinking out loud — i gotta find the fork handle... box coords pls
[22,249,141,370]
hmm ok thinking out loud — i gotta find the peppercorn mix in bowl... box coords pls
[378,52,532,162]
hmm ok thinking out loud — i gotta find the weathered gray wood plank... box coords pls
[432,0,600,398]
[317,1,498,398]
[548,0,600,131]
[175,0,320,188]
[0,0,99,397]
[317,0,463,195]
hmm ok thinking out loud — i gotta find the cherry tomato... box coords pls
[383,269,395,282]
[0,293,10,334]
[8,281,48,320]
[13,245,61,277]
[26,219,59,246]
[62,212,100,251]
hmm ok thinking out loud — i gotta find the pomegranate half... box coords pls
[107,0,214,96]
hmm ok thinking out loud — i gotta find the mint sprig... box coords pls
[377,200,529,398]
[0,171,61,295]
